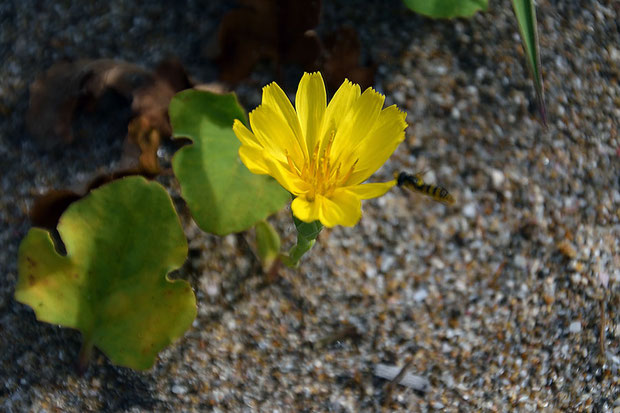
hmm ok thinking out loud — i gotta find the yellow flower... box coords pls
[233,72,407,227]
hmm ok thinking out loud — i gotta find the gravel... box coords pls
[1,0,619,411]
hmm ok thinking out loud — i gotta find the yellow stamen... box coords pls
[286,151,300,175]
[285,129,360,199]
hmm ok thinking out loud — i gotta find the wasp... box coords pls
[394,171,455,205]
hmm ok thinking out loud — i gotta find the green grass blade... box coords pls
[512,0,546,126]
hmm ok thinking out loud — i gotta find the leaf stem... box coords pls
[76,335,94,376]
[282,238,316,268]
[280,212,322,268]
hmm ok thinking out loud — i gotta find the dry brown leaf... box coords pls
[193,82,230,94]
[29,189,83,230]
[123,116,162,175]
[216,0,321,84]
[27,58,192,175]
[27,59,150,146]
[322,26,376,91]
[214,1,376,91]
[26,59,201,229]
[30,168,158,230]
[132,58,192,138]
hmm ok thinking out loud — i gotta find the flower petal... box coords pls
[233,119,262,148]
[320,79,361,147]
[238,144,270,175]
[344,180,397,200]
[345,105,407,185]
[237,74,406,228]
[262,82,308,159]
[295,72,326,154]
[331,87,385,162]
[262,156,310,196]
[291,196,321,223]
[318,190,362,227]
[249,104,305,166]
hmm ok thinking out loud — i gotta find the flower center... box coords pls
[286,131,357,200]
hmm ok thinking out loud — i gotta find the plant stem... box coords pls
[76,335,94,376]
[282,238,316,268]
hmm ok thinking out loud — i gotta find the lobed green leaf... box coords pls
[170,90,290,235]
[16,177,196,370]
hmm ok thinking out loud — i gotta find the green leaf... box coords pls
[255,220,281,271]
[511,0,546,125]
[402,0,488,18]
[15,177,196,370]
[170,90,290,235]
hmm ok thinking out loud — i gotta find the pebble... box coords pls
[412,288,428,302]
[462,203,477,218]
[568,321,582,334]
[489,168,505,188]
[514,254,527,269]
[171,385,188,395]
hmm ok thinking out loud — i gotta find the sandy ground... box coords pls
[1,0,619,411]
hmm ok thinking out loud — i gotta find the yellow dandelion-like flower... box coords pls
[233,72,407,227]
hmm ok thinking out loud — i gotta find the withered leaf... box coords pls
[30,168,157,231]
[27,58,194,230]
[322,26,376,91]
[27,59,150,146]
[27,58,192,172]
[124,116,162,176]
[29,189,82,231]
[216,0,321,84]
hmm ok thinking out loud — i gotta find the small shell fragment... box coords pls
[374,363,430,392]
